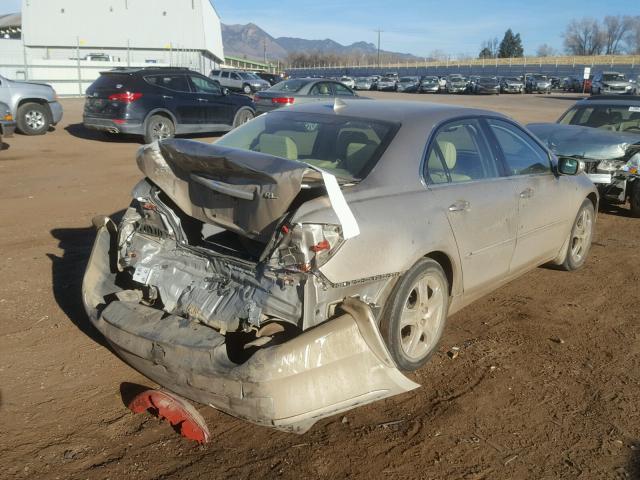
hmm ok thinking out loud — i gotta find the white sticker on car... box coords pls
[132,265,152,284]
[630,107,640,112]
[320,170,360,239]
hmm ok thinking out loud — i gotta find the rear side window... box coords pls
[90,73,132,90]
[221,71,230,79]
[487,119,551,175]
[144,75,189,92]
[270,79,309,92]
[425,119,499,184]
[210,70,221,77]
[310,82,332,96]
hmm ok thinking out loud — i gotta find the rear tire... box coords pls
[630,180,640,218]
[232,108,254,128]
[144,114,175,144]
[17,102,51,135]
[242,84,252,94]
[380,258,449,371]
[560,200,595,271]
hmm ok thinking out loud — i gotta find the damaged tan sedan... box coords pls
[83,100,598,433]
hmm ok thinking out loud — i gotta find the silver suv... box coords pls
[591,71,635,96]
[0,74,63,135]
[209,69,270,94]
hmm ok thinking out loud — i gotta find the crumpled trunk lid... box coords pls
[137,139,317,239]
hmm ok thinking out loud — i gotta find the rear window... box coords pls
[91,73,133,90]
[269,79,309,92]
[215,111,399,181]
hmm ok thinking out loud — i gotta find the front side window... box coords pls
[488,119,551,175]
[333,83,354,96]
[425,119,499,184]
[269,79,308,92]
[190,75,221,95]
[215,112,398,181]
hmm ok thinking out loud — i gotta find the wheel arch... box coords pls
[423,250,456,297]
[143,108,177,129]
[17,98,53,120]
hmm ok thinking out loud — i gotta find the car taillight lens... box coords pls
[3,113,12,121]
[271,97,295,105]
[254,94,261,102]
[277,224,344,271]
[109,92,143,103]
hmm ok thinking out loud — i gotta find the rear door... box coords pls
[486,118,569,271]
[188,75,233,125]
[143,74,193,125]
[424,118,519,297]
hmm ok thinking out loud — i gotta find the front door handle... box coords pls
[197,97,208,102]
[162,95,173,100]
[520,188,534,199]
[448,200,471,212]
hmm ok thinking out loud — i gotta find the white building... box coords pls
[0,0,225,95]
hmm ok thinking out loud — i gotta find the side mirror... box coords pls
[557,157,580,175]
[222,87,230,96]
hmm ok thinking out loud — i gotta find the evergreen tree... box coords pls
[498,29,524,58]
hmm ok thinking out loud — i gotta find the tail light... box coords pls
[253,94,261,102]
[109,92,143,103]
[3,113,12,121]
[277,224,344,271]
[271,97,295,105]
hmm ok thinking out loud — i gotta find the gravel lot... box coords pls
[1,92,639,480]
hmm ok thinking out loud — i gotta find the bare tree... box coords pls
[479,37,499,58]
[563,18,604,55]
[536,43,556,57]
[602,15,633,54]
[626,16,640,54]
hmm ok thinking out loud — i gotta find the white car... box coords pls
[340,76,356,89]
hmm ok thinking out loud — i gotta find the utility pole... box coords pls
[263,39,267,65]
[375,28,383,69]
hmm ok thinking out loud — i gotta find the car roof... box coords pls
[102,67,194,75]
[580,95,640,106]
[273,99,507,124]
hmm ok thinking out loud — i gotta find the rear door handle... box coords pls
[520,188,534,199]
[448,200,471,212]
[197,97,208,102]
[162,95,173,100]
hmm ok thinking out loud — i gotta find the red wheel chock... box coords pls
[127,389,210,443]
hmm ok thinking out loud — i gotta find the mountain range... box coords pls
[221,23,419,62]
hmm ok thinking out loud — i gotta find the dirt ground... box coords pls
[1,92,639,480]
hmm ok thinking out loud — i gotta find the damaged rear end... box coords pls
[83,138,417,432]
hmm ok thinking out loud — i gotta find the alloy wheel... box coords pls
[570,208,593,263]
[399,273,446,360]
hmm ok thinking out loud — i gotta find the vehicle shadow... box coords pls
[628,447,640,479]
[48,210,125,348]
[65,123,223,143]
[599,202,634,218]
[65,123,141,143]
[0,141,9,151]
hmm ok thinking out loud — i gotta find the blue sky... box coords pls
[2,0,638,56]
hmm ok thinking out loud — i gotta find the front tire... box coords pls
[380,258,449,371]
[560,200,595,271]
[17,102,51,135]
[144,115,175,144]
